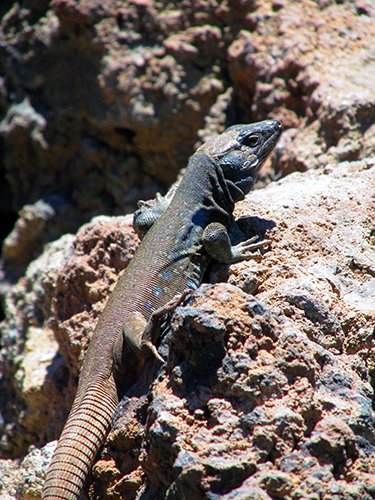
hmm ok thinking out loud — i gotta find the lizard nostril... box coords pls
[274,120,283,131]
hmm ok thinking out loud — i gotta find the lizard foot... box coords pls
[231,236,271,262]
[140,289,193,360]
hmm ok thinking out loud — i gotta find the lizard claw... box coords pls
[141,339,166,364]
[231,237,271,262]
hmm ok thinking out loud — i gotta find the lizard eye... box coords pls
[242,134,259,147]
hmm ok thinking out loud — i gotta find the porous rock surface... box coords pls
[89,159,375,499]
[1,159,374,498]
[0,215,138,458]
[0,0,374,274]
[0,0,375,498]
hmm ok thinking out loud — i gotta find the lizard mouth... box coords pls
[256,120,282,164]
[223,120,282,197]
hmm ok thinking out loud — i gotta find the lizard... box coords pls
[42,118,282,499]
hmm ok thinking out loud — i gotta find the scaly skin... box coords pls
[43,119,282,499]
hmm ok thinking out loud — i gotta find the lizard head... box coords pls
[200,119,282,198]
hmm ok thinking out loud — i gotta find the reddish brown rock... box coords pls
[0,0,373,263]
[0,215,138,458]
[89,160,375,498]
[0,0,374,498]
[50,215,138,374]
[1,158,374,498]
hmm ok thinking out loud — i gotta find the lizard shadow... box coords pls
[234,215,277,241]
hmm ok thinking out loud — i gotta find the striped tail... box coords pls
[43,378,118,499]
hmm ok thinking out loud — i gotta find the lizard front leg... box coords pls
[133,185,178,238]
[202,222,271,264]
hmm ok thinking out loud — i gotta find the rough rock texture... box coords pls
[0,215,138,458]
[0,234,75,458]
[0,443,54,500]
[0,0,375,498]
[1,159,374,498]
[0,0,374,275]
[87,159,374,499]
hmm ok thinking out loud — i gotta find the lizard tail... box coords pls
[42,377,118,499]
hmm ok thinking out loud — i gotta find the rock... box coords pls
[49,214,138,374]
[93,160,374,498]
[0,442,55,499]
[2,196,74,280]
[0,0,374,498]
[0,234,76,458]
[1,0,374,275]
[0,214,141,460]
[1,160,374,496]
